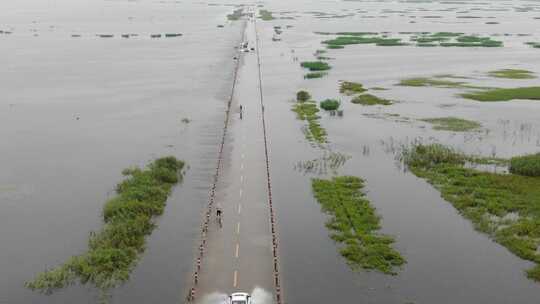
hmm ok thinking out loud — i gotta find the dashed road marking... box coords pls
[241,153,245,159]
[236,222,241,234]
[238,204,242,214]
[240,163,244,170]
[239,189,243,197]
[233,270,238,288]
[235,243,240,258]
[240,175,244,183]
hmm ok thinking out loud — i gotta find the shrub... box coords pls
[320,99,340,110]
[351,94,392,105]
[296,90,311,102]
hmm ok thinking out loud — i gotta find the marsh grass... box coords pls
[295,151,350,175]
[26,157,185,293]
[510,153,540,177]
[421,117,481,132]
[398,77,467,87]
[312,176,405,274]
[320,99,340,110]
[402,144,540,282]
[351,94,392,105]
[301,61,331,71]
[304,72,327,79]
[488,69,535,79]
[339,81,366,95]
[292,91,326,143]
[461,86,540,101]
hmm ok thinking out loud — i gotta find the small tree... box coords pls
[297,90,311,102]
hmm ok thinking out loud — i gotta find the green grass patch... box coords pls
[320,99,340,110]
[488,69,535,79]
[402,144,540,282]
[327,44,345,49]
[525,42,540,48]
[398,77,467,88]
[461,86,540,101]
[322,35,406,48]
[292,91,326,143]
[510,153,540,177]
[259,9,275,21]
[26,157,185,293]
[311,176,405,274]
[305,72,327,79]
[421,117,481,132]
[339,81,367,95]
[300,61,331,71]
[351,94,392,105]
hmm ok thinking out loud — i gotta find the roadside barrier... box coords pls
[254,15,284,304]
[185,19,247,303]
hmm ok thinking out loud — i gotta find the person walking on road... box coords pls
[216,203,223,227]
[239,104,243,119]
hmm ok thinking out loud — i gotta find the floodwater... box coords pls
[2,0,540,303]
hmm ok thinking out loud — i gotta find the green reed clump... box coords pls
[320,99,340,110]
[339,81,366,95]
[301,61,331,71]
[403,143,540,282]
[351,94,392,105]
[322,35,406,48]
[26,157,185,293]
[461,86,540,101]
[305,72,327,79]
[421,117,481,132]
[510,153,540,177]
[312,176,405,274]
[488,69,535,79]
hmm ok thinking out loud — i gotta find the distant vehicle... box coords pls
[228,292,251,304]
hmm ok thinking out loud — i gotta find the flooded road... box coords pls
[2,0,540,303]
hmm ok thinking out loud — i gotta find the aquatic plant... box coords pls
[300,61,331,71]
[304,72,327,79]
[311,176,405,274]
[26,157,185,293]
[402,144,540,282]
[461,86,540,101]
[319,99,340,111]
[509,153,540,177]
[488,69,535,79]
[339,81,366,95]
[351,94,392,105]
[421,117,481,132]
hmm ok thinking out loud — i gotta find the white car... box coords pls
[229,292,251,304]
